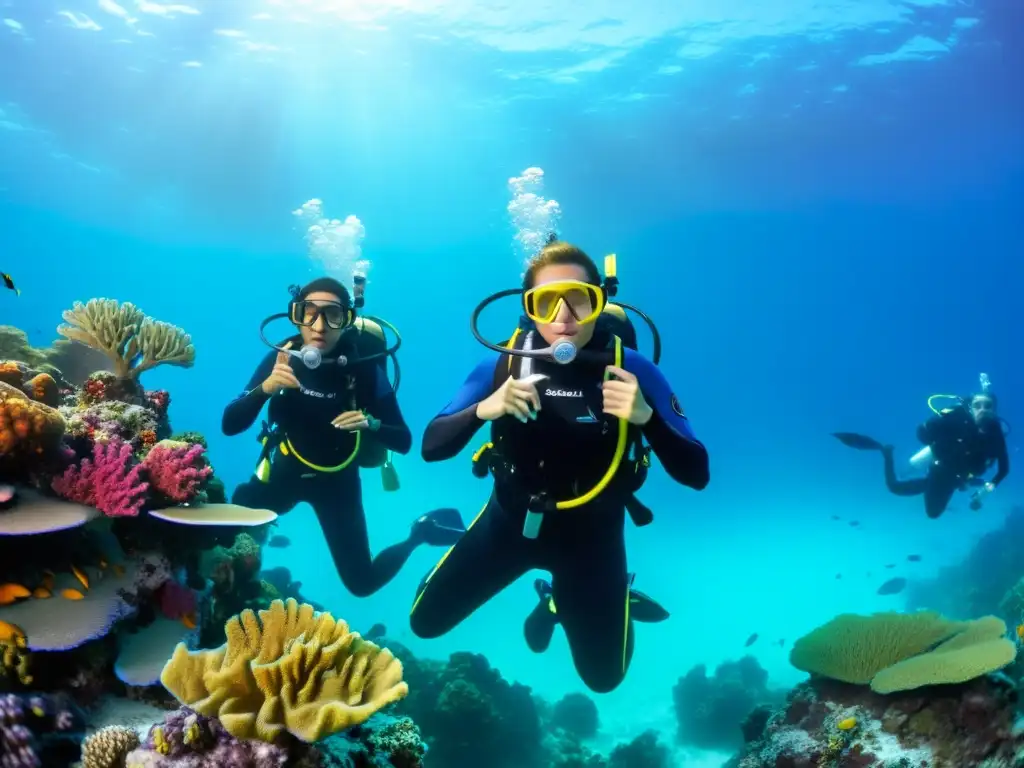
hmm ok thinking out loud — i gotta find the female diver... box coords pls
[408,241,709,693]
[223,276,465,598]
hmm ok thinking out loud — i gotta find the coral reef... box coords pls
[52,438,150,518]
[727,673,1024,767]
[81,725,140,768]
[673,655,786,751]
[550,692,599,740]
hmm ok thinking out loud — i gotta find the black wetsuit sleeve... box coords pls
[422,355,501,462]
[221,350,277,436]
[992,430,1010,486]
[367,365,412,455]
[624,349,710,490]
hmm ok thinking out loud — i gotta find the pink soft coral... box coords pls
[143,441,212,505]
[51,438,149,517]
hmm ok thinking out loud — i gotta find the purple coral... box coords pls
[0,693,82,768]
[125,708,300,767]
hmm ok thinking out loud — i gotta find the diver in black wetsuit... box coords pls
[223,277,464,597]
[834,378,1010,519]
[409,241,709,694]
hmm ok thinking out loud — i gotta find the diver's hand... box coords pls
[603,366,653,425]
[261,343,300,394]
[476,376,543,424]
[332,410,373,431]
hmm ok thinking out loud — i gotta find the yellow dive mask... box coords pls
[523,279,606,325]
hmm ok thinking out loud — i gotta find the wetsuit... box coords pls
[410,327,709,693]
[885,407,1009,519]
[222,338,416,597]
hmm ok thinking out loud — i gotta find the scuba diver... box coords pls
[409,239,709,694]
[222,276,465,597]
[833,373,1010,519]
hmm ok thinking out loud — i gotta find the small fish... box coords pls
[31,587,51,599]
[112,564,125,577]
[366,623,387,641]
[744,633,759,647]
[268,535,291,548]
[71,565,89,590]
[1016,624,1024,641]
[837,716,857,731]
[0,620,26,645]
[877,577,907,596]
[849,520,860,528]
[830,515,841,521]
[1,272,19,296]
[835,573,842,580]
[0,583,31,605]
[181,613,197,630]
[908,554,922,562]
[60,588,85,601]
[885,563,896,569]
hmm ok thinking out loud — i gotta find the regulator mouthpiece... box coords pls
[551,340,578,365]
[299,345,324,369]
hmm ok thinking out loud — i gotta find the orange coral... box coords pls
[0,382,65,458]
[140,429,157,447]
[26,373,58,407]
[0,361,24,389]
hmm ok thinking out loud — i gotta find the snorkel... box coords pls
[258,274,401,370]
[470,253,663,365]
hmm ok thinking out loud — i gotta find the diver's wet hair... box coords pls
[290,277,352,307]
[523,240,602,289]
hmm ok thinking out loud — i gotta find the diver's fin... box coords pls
[525,579,558,653]
[413,508,466,547]
[831,432,885,451]
[629,588,669,623]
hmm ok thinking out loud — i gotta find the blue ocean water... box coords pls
[0,0,1022,763]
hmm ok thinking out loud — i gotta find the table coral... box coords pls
[159,598,408,743]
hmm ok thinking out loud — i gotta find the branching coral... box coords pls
[159,597,408,743]
[51,437,149,517]
[142,440,213,505]
[57,299,195,381]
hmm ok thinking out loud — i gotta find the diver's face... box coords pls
[971,396,996,424]
[296,291,345,350]
[530,264,597,349]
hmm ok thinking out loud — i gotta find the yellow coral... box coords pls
[57,298,194,380]
[159,598,408,743]
[870,615,1017,693]
[789,611,965,684]
[80,725,140,768]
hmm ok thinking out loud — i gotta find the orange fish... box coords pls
[112,564,125,578]
[1016,624,1024,641]
[71,565,89,591]
[0,583,31,605]
[181,613,197,630]
[32,587,51,599]
[0,620,26,645]
[60,588,85,601]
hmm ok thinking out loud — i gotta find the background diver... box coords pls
[833,373,1010,519]
[409,240,709,694]
[222,276,465,598]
